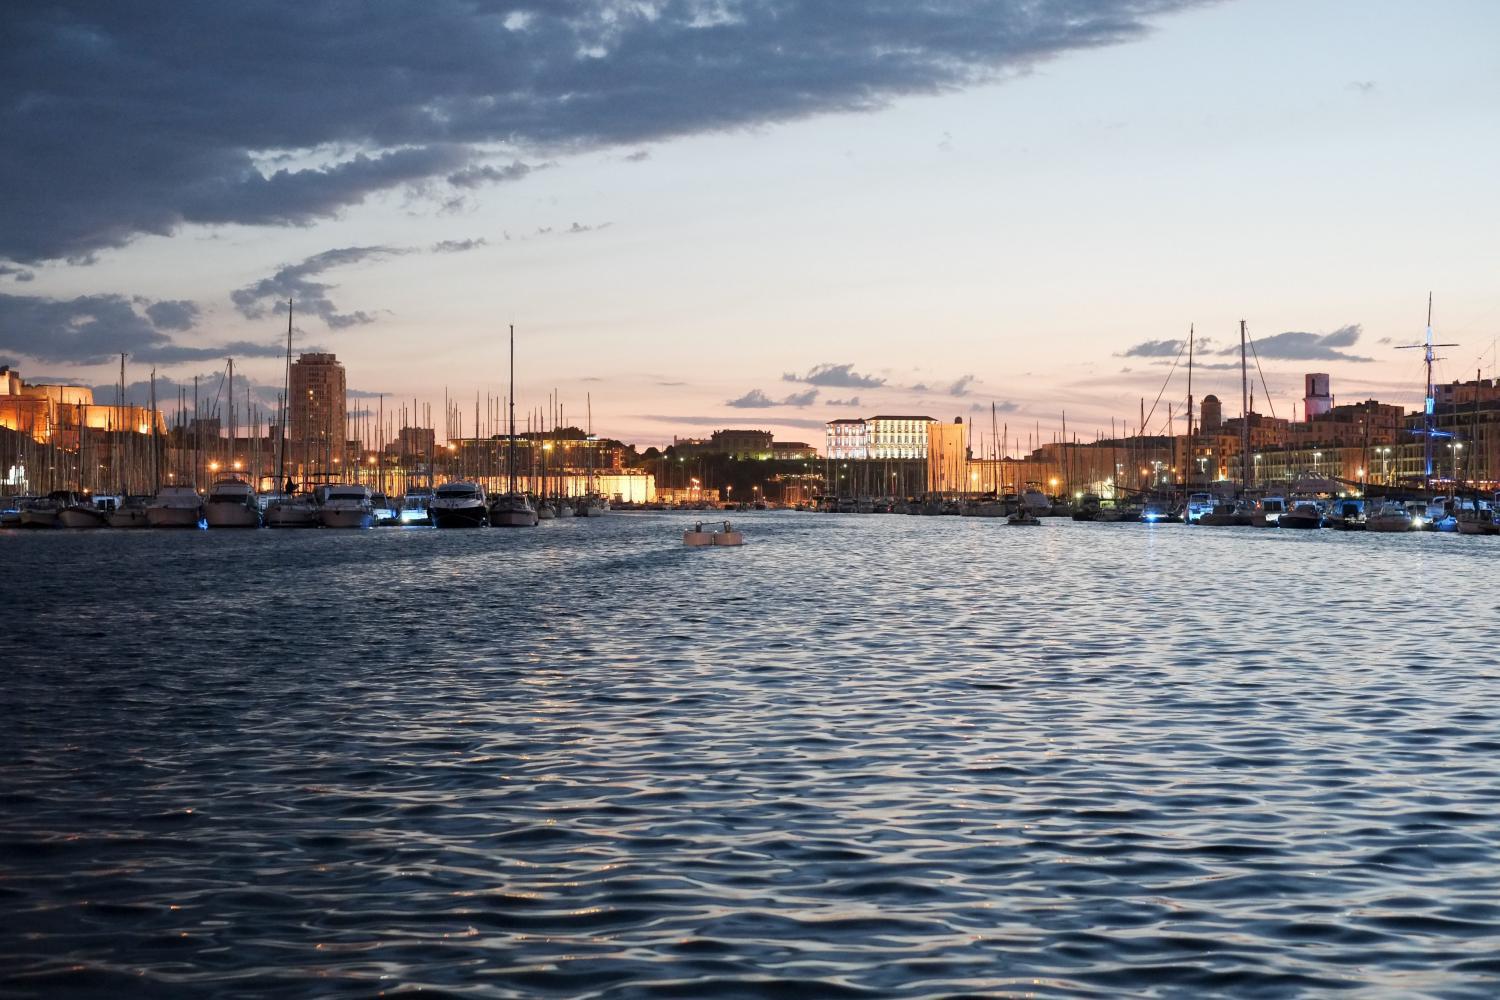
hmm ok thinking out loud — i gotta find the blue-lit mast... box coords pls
[1396,293,1458,490]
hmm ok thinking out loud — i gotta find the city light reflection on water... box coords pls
[2,513,1498,998]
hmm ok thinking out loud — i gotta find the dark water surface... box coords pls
[3,513,1499,998]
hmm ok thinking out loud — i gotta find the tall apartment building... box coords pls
[289,353,347,448]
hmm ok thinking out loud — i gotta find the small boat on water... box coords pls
[1006,509,1041,526]
[59,493,116,529]
[1366,502,1414,533]
[371,493,400,525]
[19,490,84,528]
[684,520,745,546]
[1071,493,1101,521]
[204,476,262,528]
[318,483,375,529]
[400,487,433,525]
[577,493,609,517]
[1329,498,1366,531]
[145,485,204,528]
[1252,496,1287,528]
[1278,502,1324,530]
[1141,497,1180,523]
[430,481,489,528]
[108,495,151,528]
[489,491,539,527]
[1185,492,1216,524]
[1197,501,1253,527]
[1456,506,1498,536]
[0,496,32,528]
[536,500,557,521]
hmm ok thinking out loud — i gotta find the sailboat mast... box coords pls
[1240,320,1250,491]
[1186,324,1194,492]
[277,300,293,491]
[507,324,517,494]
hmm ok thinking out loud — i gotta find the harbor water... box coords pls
[3,513,1499,997]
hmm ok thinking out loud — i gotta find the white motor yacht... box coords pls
[204,476,262,528]
[318,483,375,529]
[263,492,321,528]
[430,481,489,528]
[145,485,204,528]
[578,493,610,517]
[488,491,538,527]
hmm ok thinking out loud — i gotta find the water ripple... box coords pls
[2,514,1499,998]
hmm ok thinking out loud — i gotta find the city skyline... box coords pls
[2,1,1497,448]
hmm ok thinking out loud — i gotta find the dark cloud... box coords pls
[1222,324,1371,362]
[827,396,862,407]
[725,387,821,408]
[445,160,542,190]
[565,221,612,234]
[996,400,1020,413]
[346,388,388,399]
[946,374,975,397]
[431,238,488,254]
[623,150,651,162]
[231,245,408,328]
[727,389,776,408]
[144,299,199,331]
[1121,338,1187,358]
[0,291,282,366]
[0,265,35,282]
[0,1,1209,263]
[783,363,886,389]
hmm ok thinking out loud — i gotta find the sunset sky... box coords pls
[3,1,1497,449]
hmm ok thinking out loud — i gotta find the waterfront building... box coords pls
[926,419,966,493]
[825,419,869,460]
[0,365,165,446]
[868,416,935,459]
[826,415,935,461]
[671,429,776,460]
[771,441,817,460]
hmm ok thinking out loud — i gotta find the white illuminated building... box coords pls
[825,415,936,460]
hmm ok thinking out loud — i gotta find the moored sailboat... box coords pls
[488,324,538,528]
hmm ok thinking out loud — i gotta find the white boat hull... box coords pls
[108,508,150,528]
[146,506,202,528]
[320,508,374,529]
[205,503,262,528]
[265,505,320,528]
[58,508,109,529]
[491,510,538,527]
